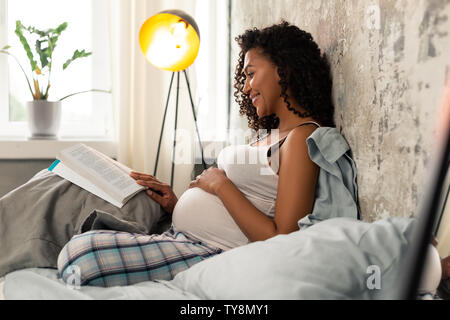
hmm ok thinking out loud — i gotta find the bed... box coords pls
[0,127,442,299]
[0,216,428,300]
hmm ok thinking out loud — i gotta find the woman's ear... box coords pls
[275,64,292,84]
[274,66,281,82]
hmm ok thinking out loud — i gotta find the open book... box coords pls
[48,143,146,208]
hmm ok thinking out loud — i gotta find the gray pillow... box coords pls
[166,217,416,299]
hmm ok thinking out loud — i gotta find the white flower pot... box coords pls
[27,100,61,139]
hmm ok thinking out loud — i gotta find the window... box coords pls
[193,0,230,142]
[0,0,113,138]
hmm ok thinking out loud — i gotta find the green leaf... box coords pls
[15,20,38,72]
[8,20,91,100]
[35,39,50,69]
[26,26,49,37]
[58,88,111,102]
[1,45,11,50]
[48,35,58,54]
[63,49,92,70]
[54,22,68,35]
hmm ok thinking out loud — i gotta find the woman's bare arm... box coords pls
[272,125,319,234]
[216,126,319,242]
[216,180,278,241]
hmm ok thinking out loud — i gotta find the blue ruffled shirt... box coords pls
[298,127,361,229]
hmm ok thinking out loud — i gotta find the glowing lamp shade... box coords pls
[139,10,200,72]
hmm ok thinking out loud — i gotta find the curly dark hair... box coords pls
[234,21,335,133]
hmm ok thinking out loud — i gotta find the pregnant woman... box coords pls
[57,20,336,287]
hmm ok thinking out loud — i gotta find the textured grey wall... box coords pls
[229,0,450,222]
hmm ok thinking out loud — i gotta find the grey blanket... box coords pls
[0,169,170,278]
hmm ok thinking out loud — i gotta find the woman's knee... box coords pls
[57,231,110,287]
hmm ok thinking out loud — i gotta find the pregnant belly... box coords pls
[172,187,249,251]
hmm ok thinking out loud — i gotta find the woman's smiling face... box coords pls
[243,48,282,118]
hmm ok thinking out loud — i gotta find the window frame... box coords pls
[0,0,11,135]
[0,0,113,139]
[192,0,231,143]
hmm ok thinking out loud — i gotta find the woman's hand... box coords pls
[188,166,229,195]
[130,171,178,214]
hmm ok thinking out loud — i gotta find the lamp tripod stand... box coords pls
[153,70,207,189]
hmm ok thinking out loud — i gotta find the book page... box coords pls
[50,160,124,208]
[88,146,134,175]
[58,144,144,202]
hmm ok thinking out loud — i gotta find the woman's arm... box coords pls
[216,180,278,241]
[215,126,319,242]
[189,168,274,240]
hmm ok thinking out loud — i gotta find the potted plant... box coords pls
[0,20,110,139]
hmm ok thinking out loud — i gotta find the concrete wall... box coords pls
[229,0,450,222]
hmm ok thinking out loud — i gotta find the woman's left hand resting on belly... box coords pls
[188,166,229,196]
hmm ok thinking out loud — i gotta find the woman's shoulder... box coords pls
[275,124,319,171]
[283,122,320,147]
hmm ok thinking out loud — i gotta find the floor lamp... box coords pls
[139,10,207,189]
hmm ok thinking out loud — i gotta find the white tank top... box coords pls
[172,121,321,251]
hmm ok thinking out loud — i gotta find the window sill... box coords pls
[0,137,117,159]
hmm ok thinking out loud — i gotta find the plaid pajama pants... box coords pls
[57,225,223,287]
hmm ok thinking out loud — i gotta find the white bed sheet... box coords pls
[3,268,199,300]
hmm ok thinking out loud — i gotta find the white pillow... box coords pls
[167,217,416,299]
